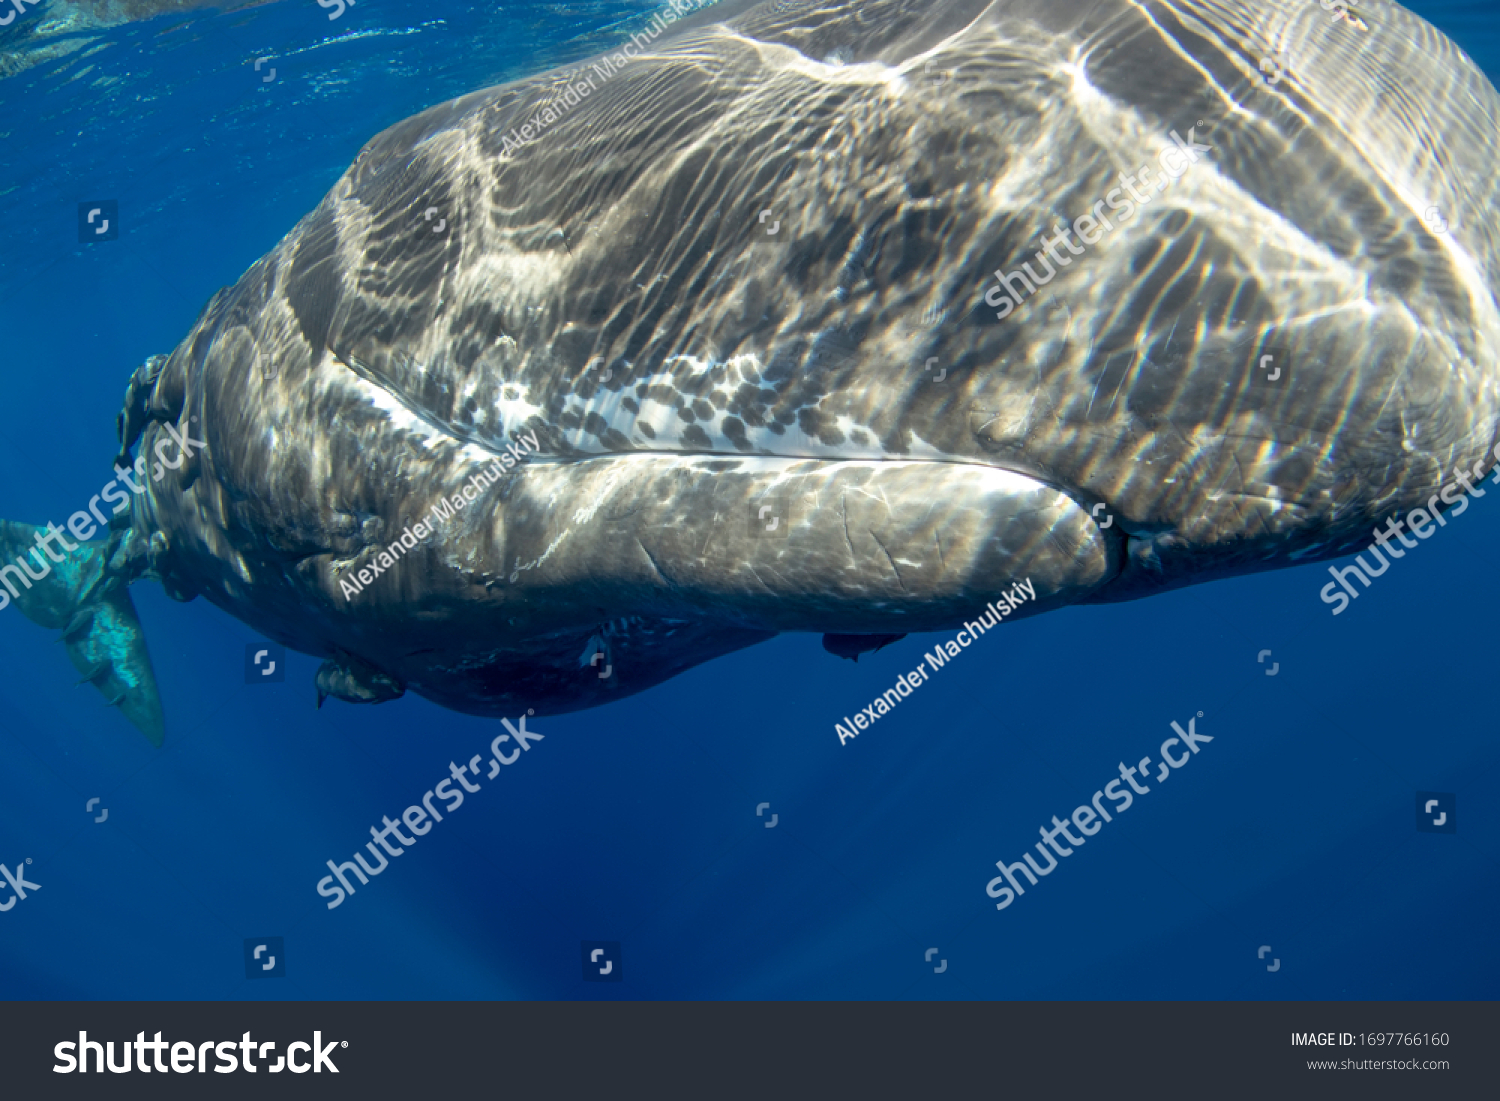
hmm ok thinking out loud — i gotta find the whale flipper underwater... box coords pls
[823,634,909,663]
[6,0,1500,742]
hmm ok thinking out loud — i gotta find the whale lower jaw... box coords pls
[287,450,1129,720]
[490,452,1126,636]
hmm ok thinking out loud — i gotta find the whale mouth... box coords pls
[318,446,1131,719]
[490,450,1127,636]
[331,346,1129,632]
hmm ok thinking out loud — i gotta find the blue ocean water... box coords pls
[0,0,1497,1001]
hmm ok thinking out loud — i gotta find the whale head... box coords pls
[27,0,1497,736]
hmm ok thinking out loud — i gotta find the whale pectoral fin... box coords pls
[63,587,166,748]
[822,633,908,662]
[315,654,405,708]
[115,353,171,469]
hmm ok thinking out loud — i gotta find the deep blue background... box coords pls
[0,0,1496,1000]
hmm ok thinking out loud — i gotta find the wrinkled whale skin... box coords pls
[95,0,1500,726]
